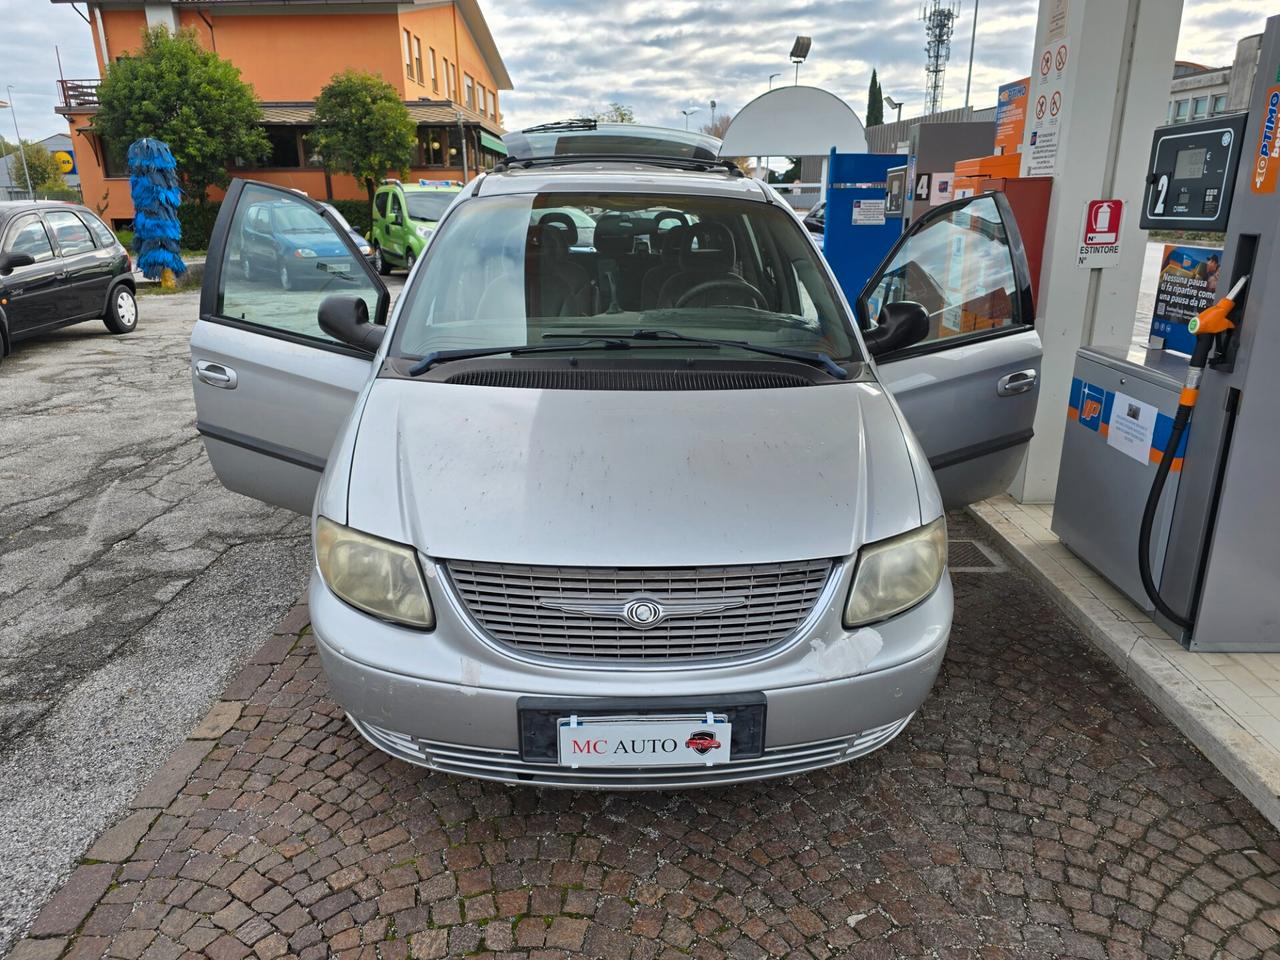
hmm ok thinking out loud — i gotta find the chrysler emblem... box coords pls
[624,599,662,626]
[538,593,746,629]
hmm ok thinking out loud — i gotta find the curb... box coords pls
[8,600,309,960]
[967,501,1280,832]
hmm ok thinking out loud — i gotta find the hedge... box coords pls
[171,197,373,251]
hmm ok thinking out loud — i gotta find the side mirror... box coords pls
[0,252,35,275]
[862,301,930,357]
[318,295,385,354]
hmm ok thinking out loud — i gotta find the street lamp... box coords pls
[768,72,782,89]
[883,95,903,123]
[710,99,717,125]
[789,36,811,85]
[2,88,34,199]
[680,107,700,130]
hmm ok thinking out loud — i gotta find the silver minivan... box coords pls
[191,126,1041,788]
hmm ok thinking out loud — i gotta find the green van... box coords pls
[370,179,462,275]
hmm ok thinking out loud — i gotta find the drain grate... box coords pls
[949,539,1006,573]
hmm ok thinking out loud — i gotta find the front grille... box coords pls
[350,714,914,789]
[445,559,834,662]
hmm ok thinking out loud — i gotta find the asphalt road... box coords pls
[0,279,402,954]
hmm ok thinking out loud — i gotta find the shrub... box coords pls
[176,201,222,250]
[327,199,372,237]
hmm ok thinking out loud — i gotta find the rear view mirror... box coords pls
[318,295,385,354]
[863,301,930,357]
[0,251,35,275]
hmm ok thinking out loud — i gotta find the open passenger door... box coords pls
[190,180,389,514]
[859,192,1042,507]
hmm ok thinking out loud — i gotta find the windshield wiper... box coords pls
[408,338,634,376]
[544,328,850,379]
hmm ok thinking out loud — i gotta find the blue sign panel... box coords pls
[822,150,904,306]
[1151,243,1222,356]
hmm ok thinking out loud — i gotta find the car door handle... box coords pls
[195,360,238,389]
[997,369,1037,396]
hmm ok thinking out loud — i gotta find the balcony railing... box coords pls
[58,79,102,110]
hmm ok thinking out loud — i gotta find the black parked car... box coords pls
[0,201,137,366]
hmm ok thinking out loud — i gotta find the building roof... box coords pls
[260,99,504,133]
[50,0,512,90]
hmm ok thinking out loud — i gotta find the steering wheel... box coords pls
[675,278,769,310]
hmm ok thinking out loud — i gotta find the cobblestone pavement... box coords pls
[9,513,1280,960]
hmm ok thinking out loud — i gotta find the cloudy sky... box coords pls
[0,0,1273,141]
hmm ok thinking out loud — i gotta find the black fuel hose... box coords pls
[1138,402,1194,629]
[1137,336,1214,630]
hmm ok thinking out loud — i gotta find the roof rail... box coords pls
[380,178,402,186]
[493,153,744,177]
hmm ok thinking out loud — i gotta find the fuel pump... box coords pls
[1137,275,1246,628]
[1049,12,1280,651]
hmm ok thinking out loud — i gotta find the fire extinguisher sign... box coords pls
[1077,198,1123,268]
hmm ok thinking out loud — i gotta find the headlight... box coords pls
[294,248,318,258]
[359,244,373,256]
[843,517,947,627]
[415,224,433,238]
[315,517,434,629]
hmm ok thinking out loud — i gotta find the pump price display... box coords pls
[1140,113,1247,232]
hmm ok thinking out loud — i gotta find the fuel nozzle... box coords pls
[1188,275,1248,337]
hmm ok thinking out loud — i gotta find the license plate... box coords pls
[557,714,732,768]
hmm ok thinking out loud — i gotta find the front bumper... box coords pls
[310,564,952,788]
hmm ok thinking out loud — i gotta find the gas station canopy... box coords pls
[718,86,867,156]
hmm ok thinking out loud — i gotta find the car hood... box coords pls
[345,377,924,567]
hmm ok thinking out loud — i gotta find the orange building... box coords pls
[52,0,513,226]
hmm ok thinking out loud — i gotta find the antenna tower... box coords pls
[921,0,960,114]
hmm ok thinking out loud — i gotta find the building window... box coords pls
[413,37,424,85]
[487,89,495,119]
[1174,99,1189,122]
[419,126,454,166]
[263,126,302,168]
[404,29,414,79]
[1191,96,1208,120]
[443,58,452,99]
[1212,94,1227,115]
[101,136,129,178]
[429,47,438,92]
[452,64,459,104]
[464,74,475,110]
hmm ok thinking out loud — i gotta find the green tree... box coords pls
[6,142,64,192]
[309,70,416,202]
[866,70,884,127]
[586,102,636,123]
[94,26,269,202]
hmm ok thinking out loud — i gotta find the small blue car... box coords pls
[238,199,354,290]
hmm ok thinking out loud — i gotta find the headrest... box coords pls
[660,224,691,265]
[594,213,636,258]
[528,223,569,263]
[537,211,578,245]
[679,221,735,273]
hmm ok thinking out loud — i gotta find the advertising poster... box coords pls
[994,78,1029,156]
[1152,244,1223,354]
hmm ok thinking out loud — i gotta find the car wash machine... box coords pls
[1051,14,1280,651]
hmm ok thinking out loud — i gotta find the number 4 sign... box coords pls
[914,173,931,202]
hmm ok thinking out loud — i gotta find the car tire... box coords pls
[278,262,293,291]
[103,286,138,334]
[373,245,391,276]
[405,250,416,275]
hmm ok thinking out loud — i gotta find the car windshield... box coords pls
[392,192,858,364]
[273,206,327,233]
[406,192,457,222]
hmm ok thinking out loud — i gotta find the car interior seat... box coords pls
[526,223,591,317]
[640,224,691,310]
[657,221,761,309]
